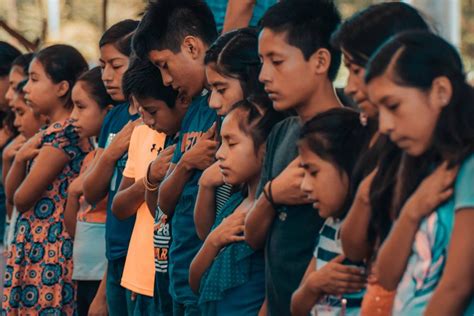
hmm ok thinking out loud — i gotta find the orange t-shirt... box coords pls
[121,125,166,296]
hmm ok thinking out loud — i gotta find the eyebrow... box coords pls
[99,57,125,63]
[210,81,228,87]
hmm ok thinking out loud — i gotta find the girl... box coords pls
[65,67,114,316]
[195,27,266,240]
[365,31,474,315]
[189,97,284,315]
[5,53,34,107]
[3,44,90,314]
[330,3,430,313]
[291,109,371,316]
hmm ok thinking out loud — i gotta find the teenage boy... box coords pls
[132,0,218,314]
[244,1,343,315]
[82,20,141,316]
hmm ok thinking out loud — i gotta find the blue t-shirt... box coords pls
[205,0,277,32]
[98,102,140,261]
[166,93,217,305]
[393,153,474,315]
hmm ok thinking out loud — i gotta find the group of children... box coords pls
[0,0,472,315]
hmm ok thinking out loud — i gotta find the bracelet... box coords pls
[143,162,159,191]
[263,180,278,210]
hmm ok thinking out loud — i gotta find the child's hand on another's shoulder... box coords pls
[355,168,378,205]
[270,157,311,206]
[182,123,219,171]
[3,135,26,162]
[207,208,246,249]
[401,161,458,224]
[105,119,142,161]
[305,255,366,296]
[148,144,176,184]
[16,132,42,163]
[199,161,224,188]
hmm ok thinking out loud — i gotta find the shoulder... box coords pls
[42,120,79,145]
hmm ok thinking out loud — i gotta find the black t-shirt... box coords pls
[257,116,325,316]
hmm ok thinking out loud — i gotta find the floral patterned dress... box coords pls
[2,120,93,315]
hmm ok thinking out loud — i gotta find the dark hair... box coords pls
[299,108,372,217]
[35,44,89,108]
[132,0,218,58]
[331,2,429,67]
[122,57,179,108]
[99,19,139,57]
[205,27,264,98]
[11,53,34,77]
[15,78,28,94]
[365,31,474,242]
[0,42,21,77]
[229,95,285,154]
[77,67,115,110]
[260,0,341,81]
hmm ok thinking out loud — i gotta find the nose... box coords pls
[344,73,358,99]
[160,69,173,87]
[13,113,21,128]
[300,172,312,195]
[378,108,394,135]
[208,90,221,111]
[70,107,79,122]
[5,86,15,104]
[101,64,113,83]
[259,61,271,84]
[23,79,31,93]
[215,142,225,161]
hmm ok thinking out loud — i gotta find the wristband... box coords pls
[263,180,279,210]
[143,162,159,191]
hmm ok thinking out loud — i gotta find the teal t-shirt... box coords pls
[167,93,217,305]
[393,153,474,315]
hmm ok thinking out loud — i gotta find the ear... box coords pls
[309,48,332,77]
[105,104,114,112]
[429,76,452,110]
[182,36,204,60]
[55,80,70,98]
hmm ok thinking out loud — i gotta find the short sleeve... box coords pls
[122,126,140,179]
[42,122,81,161]
[454,153,474,211]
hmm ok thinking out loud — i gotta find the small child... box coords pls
[64,67,114,316]
[291,109,371,316]
[190,97,284,315]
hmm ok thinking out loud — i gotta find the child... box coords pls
[64,67,114,316]
[195,27,265,240]
[365,31,474,315]
[5,53,34,108]
[244,0,342,314]
[133,0,218,314]
[136,59,190,316]
[329,3,430,313]
[82,20,142,315]
[111,57,176,315]
[291,109,371,316]
[190,97,284,315]
[3,44,90,314]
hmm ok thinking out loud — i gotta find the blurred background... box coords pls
[0,0,471,85]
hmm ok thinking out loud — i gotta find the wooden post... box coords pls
[102,0,108,32]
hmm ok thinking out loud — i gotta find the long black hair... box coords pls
[365,31,474,238]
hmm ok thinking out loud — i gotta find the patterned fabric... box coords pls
[199,192,263,313]
[2,120,93,315]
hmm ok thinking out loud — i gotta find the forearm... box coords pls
[341,197,372,261]
[425,209,474,315]
[158,160,193,216]
[112,179,145,220]
[145,188,159,217]
[64,193,81,237]
[376,211,420,290]
[194,184,217,240]
[189,240,221,293]
[222,0,256,33]
[2,156,13,186]
[83,152,117,205]
[291,281,323,316]
[5,159,27,204]
[245,192,276,250]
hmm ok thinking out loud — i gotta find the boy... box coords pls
[111,57,178,315]
[132,0,218,314]
[244,1,343,315]
[82,20,140,315]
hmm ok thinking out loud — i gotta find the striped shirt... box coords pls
[215,183,233,216]
[312,217,365,316]
[154,206,171,273]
